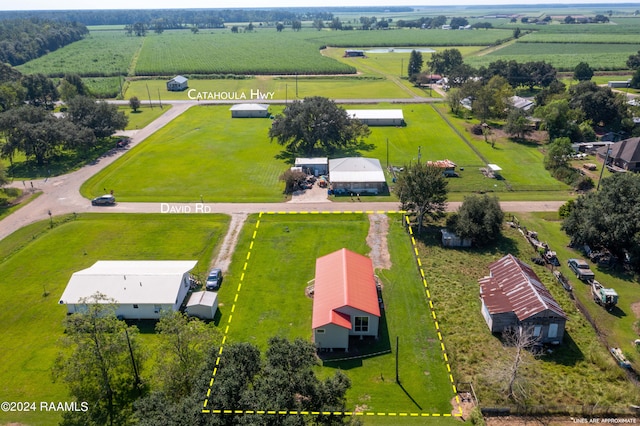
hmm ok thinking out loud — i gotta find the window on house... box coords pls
[154,305,161,314]
[355,316,369,332]
[316,329,325,334]
[133,304,139,309]
[533,325,542,337]
[548,323,558,338]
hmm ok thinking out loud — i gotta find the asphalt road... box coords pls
[0,100,565,242]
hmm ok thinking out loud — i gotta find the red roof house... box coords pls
[312,248,381,351]
[479,254,567,344]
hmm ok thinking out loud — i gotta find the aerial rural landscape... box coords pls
[2,2,640,425]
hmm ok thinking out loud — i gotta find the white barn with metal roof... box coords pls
[345,109,405,126]
[329,157,386,195]
[230,103,270,118]
[59,260,197,319]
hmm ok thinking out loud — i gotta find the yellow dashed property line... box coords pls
[202,215,261,411]
[404,214,463,418]
[202,211,460,417]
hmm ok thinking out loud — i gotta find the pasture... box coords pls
[215,213,458,419]
[120,104,172,130]
[417,213,640,410]
[0,213,229,426]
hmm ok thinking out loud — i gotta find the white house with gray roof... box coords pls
[59,260,197,319]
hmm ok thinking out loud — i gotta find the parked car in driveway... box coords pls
[568,258,595,281]
[91,194,116,206]
[206,268,222,290]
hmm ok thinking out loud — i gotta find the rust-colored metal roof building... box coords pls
[479,254,566,344]
[312,248,380,351]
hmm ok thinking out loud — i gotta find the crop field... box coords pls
[0,213,229,426]
[16,31,143,77]
[299,28,514,48]
[519,32,640,44]
[134,30,357,76]
[418,214,640,409]
[83,76,124,98]
[467,42,640,71]
[215,213,458,420]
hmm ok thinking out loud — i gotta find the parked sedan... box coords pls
[91,194,116,206]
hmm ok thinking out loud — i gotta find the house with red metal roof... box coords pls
[479,254,567,344]
[312,248,381,351]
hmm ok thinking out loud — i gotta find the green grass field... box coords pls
[81,105,287,202]
[124,76,411,101]
[214,213,458,419]
[82,103,573,202]
[120,104,172,130]
[0,213,229,426]
[418,214,640,409]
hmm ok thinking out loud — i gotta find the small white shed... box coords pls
[441,229,472,248]
[295,157,328,176]
[167,75,188,91]
[186,291,218,319]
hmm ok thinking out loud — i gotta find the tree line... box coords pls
[0,9,333,27]
[0,67,127,169]
[0,18,88,66]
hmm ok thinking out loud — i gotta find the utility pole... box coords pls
[395,336,400,383]
[417,146,422,164]
[146,84,153,110]
[386,138,389,168]
[597,148,612,190]
[125,329,141,393]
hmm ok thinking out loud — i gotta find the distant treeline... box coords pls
[0,7,413,26]
[0,19,88,66]
[0,9,338,27]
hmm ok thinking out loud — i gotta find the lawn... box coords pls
[82,102,574,203]
[417,214,640,412]
[81,105,287,202]
[212,213,459,420]
[0,213,229,426]
[120,104,172,130]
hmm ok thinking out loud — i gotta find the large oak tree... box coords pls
[268,96,370,160]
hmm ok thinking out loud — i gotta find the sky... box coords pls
[1,0,636,11]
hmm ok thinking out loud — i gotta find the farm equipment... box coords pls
[544,250,560,266]
[591,280,618,311]
[610,347,632,369]
[553,270,572,292]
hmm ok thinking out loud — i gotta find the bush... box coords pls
[469,407,486,425]
[471,124,484,135]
